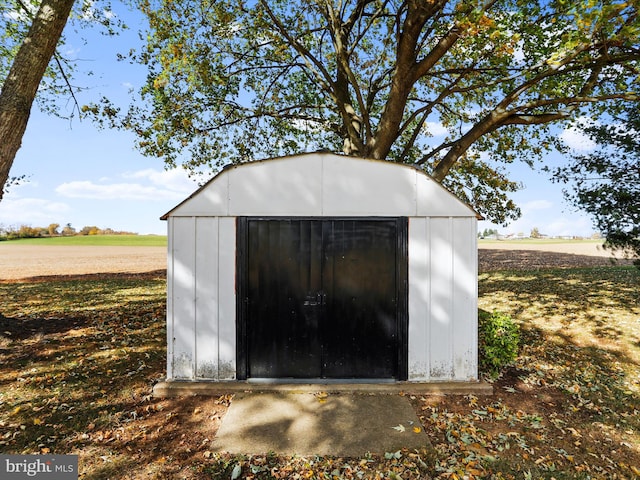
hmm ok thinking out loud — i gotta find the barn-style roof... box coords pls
[161,152,479,219]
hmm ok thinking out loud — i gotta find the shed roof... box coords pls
[161,152,479,219]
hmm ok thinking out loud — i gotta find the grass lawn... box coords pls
[0,266,638,479]
[2,235,167,247]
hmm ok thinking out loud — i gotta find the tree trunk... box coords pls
[0,0,75,200]
[366,1,460,162]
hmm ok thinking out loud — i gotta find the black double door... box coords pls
[237,218,407,380]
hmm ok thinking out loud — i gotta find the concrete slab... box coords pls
[153,381,493,397]
[212,393,430,456]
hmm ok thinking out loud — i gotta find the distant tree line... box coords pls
[479,227,603,240]
[0,223,137,240]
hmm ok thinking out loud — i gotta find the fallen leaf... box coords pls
[413,427,421,433]
[392,424,406,432]
[385,451,402,459]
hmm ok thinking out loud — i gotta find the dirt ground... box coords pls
[478,241,634,271]
[1,242,638,478]
[0,241,633,281]
[0,244,166,281]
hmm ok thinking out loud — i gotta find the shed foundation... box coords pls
[153,380,493,397]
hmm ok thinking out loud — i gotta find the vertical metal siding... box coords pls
[169,215,478,382]
[217,217,237,379]
[407,216,478,381]
[429,217,455,379]
[171,217,196,378]
[408,217,430,380]
[452,217,478,380]
[195,218,219,379]
[166,218,174,379]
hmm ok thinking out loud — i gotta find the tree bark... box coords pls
[367,1,460,161]
[0,0,75,200]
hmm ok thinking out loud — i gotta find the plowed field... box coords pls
[0,241,633,281]
[0,244,166,281]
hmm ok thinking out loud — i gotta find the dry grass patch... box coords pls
[417,266,640,479]
[1,266,639,479]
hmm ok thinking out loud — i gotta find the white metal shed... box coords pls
[161,152,479,383]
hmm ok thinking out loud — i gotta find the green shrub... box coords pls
[478,309,520,379]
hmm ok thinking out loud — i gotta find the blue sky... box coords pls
[0,6,598,237]
[1,8,201,235]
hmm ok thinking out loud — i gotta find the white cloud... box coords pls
[521,199,553,213]
[56,168,199,201]
[480,195,596,237]
[425,121,448,137]
[490,211,595,238]
[123,168,199,193]
[0,197,70,225]
[560,116,598,152]
[543,216,594,237]
[560,127,596,152]
[56,180,184,201]
[62,46,81,59]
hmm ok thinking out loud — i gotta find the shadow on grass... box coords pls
[0,273,436,479]
[480,265,639,318]
[0,274,252,479]
[0,270,166,284]
[481,266,640,433]
[2,267,639,478]
[0,314,92,341]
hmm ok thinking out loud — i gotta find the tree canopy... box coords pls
[554,105,640,265]
[93,0,639,223]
